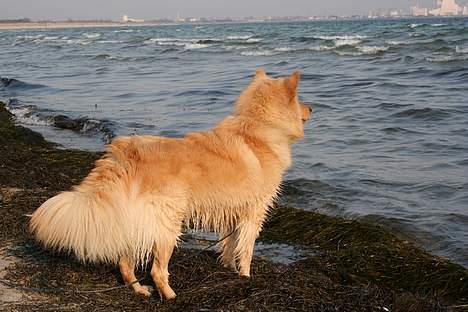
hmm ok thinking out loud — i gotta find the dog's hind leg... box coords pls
[151,237,177,300]
[119,257,152,297]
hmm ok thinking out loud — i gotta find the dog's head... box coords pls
[235,69,312,141]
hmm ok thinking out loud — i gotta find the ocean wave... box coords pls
[246,38,261,43]
[240,50,275,56]
[184,43,211,50]
[334,46,388,56]
[391,107,451,121]
[380,127,424,135]
[387,40,411,46]
[83,32,101,39]
[280,178,353,213]
[292,35,367,51]
[0,77,46,90]
[426,55,468,63]
[335,38,362,47]
[144,37,220,49]
[409,23,422,28]
[315,35,367,40]
[455,46,468,54]
[359,46,389,54]
[409,23,447,29]
[274,47,296,52]
[97,40,124,44]
[91,54,134,61]
[114,29,135,33]
[227,35,252,40]
[5,100,115,143]
[5,103,53,126]
[13,34,95,46]
[308,45,335,52]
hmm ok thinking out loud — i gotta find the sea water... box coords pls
[1,17,467,266]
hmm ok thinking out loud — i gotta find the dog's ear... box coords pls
[255,68,267,78]
[285,71,300,95]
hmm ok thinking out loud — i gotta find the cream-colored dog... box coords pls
[30,69,312,299]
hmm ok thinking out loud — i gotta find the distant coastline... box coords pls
[0,21,150,30]
[1,15,467,30]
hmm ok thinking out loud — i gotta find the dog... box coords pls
[30,69,312,299]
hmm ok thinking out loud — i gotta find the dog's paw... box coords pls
[164,288,177,300]
[239,270,251,278]
[157,286,177,300]
[134,285,153,298]
[222,260,238,272]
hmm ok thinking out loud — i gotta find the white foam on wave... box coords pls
[224,45,249,51]
[144,38,183,46]
[274,47,295,52]
[114,29,134,33]
[387,40,410,46]
[359,46,389,54]
[184,43,211,50]
[410,23,446,28]
[335,38,362,47]
[240,50,274,56]
[426,55,468,63]
[246,38,261,43]
[14,34,95,46]
[157,41,185,46]
[308,45,335,52]
[315,34,367,41]
[6,106,52,126]
[97,40,123,44]
[227,35,252,40]
[145,37,220,48]
[66,39,91,45]
[83,33,101,39]
[334,46,388,56]
[455,46,468,54]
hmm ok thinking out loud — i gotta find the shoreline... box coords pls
[1,16,467,30]
[1,101,467,310]
[0,21,159,30]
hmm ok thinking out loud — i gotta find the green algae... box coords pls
[262,207,468,305]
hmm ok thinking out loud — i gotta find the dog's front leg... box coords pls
[219,229,239,272]
[234,221,262,277]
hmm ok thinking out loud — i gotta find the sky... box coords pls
[1,0,466,20]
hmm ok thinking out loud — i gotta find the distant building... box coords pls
[122,15,144,23]
[411,6,429,16]
[429,0,462,16]
[463,6,468,15]
[368,8,404,18]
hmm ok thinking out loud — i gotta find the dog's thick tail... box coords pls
[29,189,133,264]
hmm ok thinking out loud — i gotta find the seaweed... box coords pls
[0,102,466,311]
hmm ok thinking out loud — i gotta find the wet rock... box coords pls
[53,115,83,131]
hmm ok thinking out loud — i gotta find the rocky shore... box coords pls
[0,102,467,311]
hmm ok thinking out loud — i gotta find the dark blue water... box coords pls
[1,18,467,267]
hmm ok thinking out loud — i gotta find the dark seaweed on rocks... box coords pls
[0,102,467,311]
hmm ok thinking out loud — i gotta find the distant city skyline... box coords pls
[2,0,468,20]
